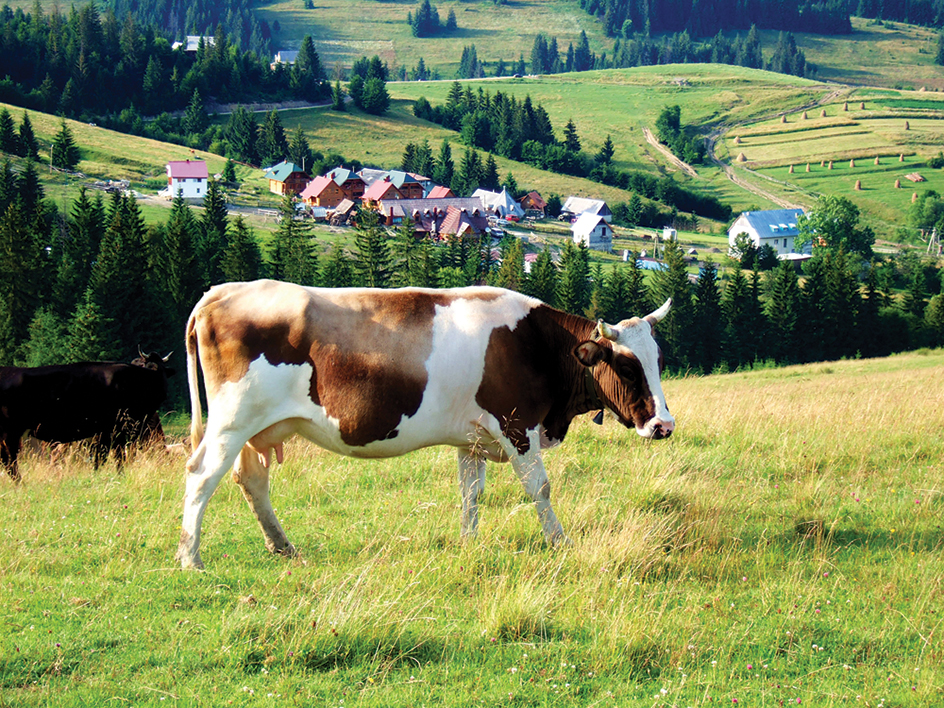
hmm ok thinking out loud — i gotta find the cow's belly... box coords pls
[212,359,497,461]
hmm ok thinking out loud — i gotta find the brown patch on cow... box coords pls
[594,350,656,430]
[194,282,498,448]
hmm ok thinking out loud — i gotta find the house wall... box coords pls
[573,224,612,252]
[169,177,205,199]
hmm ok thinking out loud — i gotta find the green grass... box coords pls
[2,350,943,705]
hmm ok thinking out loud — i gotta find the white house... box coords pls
[727,208,806,256]
[562,196,612,222]
[572,212,612,252]
[472,188,525,219]
[166,159,209,200]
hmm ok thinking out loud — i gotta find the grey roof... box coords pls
[736,209,805,236]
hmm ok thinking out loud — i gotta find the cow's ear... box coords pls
[574,340,607,367]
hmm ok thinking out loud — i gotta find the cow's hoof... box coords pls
[550,534,573,548]
[270,542,297,558]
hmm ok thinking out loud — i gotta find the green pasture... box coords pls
[2,350,943,706]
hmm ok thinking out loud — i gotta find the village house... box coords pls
[561,196,612,222]
[360,169,425,199]
[377,197,486,235]
[172,36,216,53]
[271,50,299,70]
[727,208,807,256]
[572,212,613,252]
[473,188,525,219]
[519,191,547,219]
[165,159,208,200]
[362,177,404,207]
[264,161,310,197]
[427,185,455,199]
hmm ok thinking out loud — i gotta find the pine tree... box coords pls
[360,77,390,115]
[926,293,944,347]
[690,259,723,373]
[434,139,454,187]
[0,109,17,155]
[53,186,104,320]
[200,179,229,285]
[585,263,609,321]
[21,307,71,366]
[647,238,693,368]
[721,267,751,368]
[482,154,501,191]
[223,159,238,185]
[765,260,801,363]
[606,255,649,322]
[491,237,525,292]
[222,216,263,283]
[17,159,45,215]
[257,110,288,167]
[183,88,209,136]
[51,119,81,170]
[18,112,39,159]
[524,247,558,306]
[563,119,581,153]
[227,107,258,164]
[0,199,46,355]
[160,192,204,326]
[331,80,346,111]
[597,134,615,165]
[269,195,317,285]
[350,208,391,288]
[556,239,591,315]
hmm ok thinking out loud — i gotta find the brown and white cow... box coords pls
[176,280,674,569]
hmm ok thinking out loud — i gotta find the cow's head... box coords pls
[574,299,675,440]
[132,349,176,377]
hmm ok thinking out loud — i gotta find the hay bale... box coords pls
[781,115,787,123]
[843,102,849,111]
[900,153,905,162]
[828,161,833,170]
[736,152,747,162]
[850,159,855,168]
[806,163,811,172]
[820,160,826,167]
[802,111,808,119]
[734,136,741,145]
[854,179,862,191]
[821,109,827,117]
[905,120,910,130]
[874,156,880,165]
[860,102,865,110]
[913,192,919,203]
[895,179,901,189]
[789,164,794,173]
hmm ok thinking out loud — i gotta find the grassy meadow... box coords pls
[2,350,943,706]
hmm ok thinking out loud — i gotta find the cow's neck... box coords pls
[532,306,604,442]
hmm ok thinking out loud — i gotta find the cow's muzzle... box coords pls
[638,418,675,440]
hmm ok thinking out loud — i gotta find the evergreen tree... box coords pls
[690,259,723,373]
[722,267,752,368]
[222,216,264,283]
[17,159,45,216]
[586,263,609,321]
[0,199,46,356]
[491,237,525,292]
[320,241,354,288]
[227,107,258,164]
[859,259,882,356]
[183,88,208,135]
[21,307,70,366]
[502,172,521,200]
[0,109,17,154]
[257,110,289,167]
[351,208,391,288]
[563,119,581,153]
[597,134,615,165]
[18,112,39,159]
[223,159,238,185]
[51,119,81,170]
[765,260,801,362]
[331,80,346,111]
[288,126,315,173]
[606,256,649,322]
[524,246,557,306]
[454,147,483,196]
[269,195,317,285]
[557,239,591,315]
[161,191,204,326]
[68,296,122,362]
[434,139,455,188]
[200,179,229,286]
[53,186,104,320]
[926,293,944,347]
[482,153,501,191]
[648,238,693,368]
[360,77,390,115]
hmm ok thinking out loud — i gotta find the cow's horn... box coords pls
[138,345,146,359]
[595,320,619,341]
[644,298,672,326]
[162,351,173,362]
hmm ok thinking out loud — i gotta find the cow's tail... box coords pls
[186,308,205,452]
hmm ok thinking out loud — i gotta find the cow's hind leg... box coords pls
[232,445,295,558]
[176,435,241,569]
[507,430,569,546]
[458,449,486,540]
[0,432,22,482]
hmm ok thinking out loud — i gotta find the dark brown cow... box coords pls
[177,280,673,568]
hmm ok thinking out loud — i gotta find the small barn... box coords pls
[572,212,613,252]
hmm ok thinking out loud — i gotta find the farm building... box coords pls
[264,161,310,197]
[519,191,547,218]
[271,50,299,69]
[472,188,525,219]
[359,169,426,199]
[572,212,613,252]
[164,159,208,200]
[727,208,807,256]
[561,196,612,222]
[172,35,215,53]
[362,177,404,206]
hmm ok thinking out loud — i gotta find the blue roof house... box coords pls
[727,208,808,256]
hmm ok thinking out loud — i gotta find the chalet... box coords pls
[359,169,426,199]
[377,197,485,234]
[362,177,404,206]
[727,208,806,256]
[264,161,310,197]
[572,212,613,252]
[172,36,216,53]
[427,185,455,199]
[561,196,612,222]
[519,191,547,219]
[271,50,299,70]
[313,166,367,204]
[165,159,208,200]
[472,188,525,219]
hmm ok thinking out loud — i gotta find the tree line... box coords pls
[0,4,328,121]
[412,83,731,222]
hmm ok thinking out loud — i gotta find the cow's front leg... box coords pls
[0,433,22,482]
[457,449,486,540]
[508,429,569,546]
[232,445,296,558]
